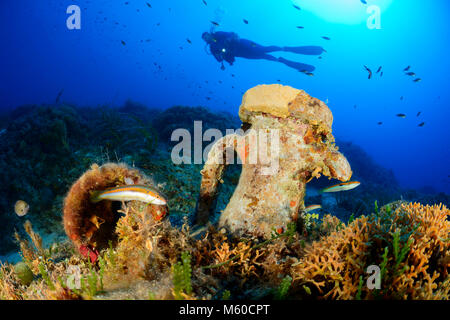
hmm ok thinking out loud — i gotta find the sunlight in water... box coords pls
[296,0,393,25]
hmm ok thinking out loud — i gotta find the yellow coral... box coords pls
[291,202,449,300]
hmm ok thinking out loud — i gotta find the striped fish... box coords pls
[90,185,167,205]
[321,181,360,193]
[305,204,321,212]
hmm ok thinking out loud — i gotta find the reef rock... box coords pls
[196,84,352,238]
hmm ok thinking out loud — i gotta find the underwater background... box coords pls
[0,0,449,284]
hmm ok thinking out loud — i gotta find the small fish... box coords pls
[186,38,192,44]
[90,185,167,206]
[146,2,152,8]
[202,0,207,6]
[364,65,372,79]
[378,122,383,125]
[15,200,29,217]
[293,4,301,10]
[361,0,367,4]
[413,78,422,82]
[296,26,304,29]
[321,181,360,193]
[405,72,416,76]
[305,72,314,77]
[243,19,248,24]
[416,111,421,117]
[121,40,126,46]
[380,71,383,77]
[305,204,321,212]
[404,65,411,71]
[418,122,425,127]
[210,21,219,26]
[396,113,406,118]
[400,96,404,100]
[322,36,331,40]
[55,89,64,104]
[376,66,382,73]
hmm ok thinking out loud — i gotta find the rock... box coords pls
[195,84,353,238]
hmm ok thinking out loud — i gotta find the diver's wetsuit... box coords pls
[204,31,324,72]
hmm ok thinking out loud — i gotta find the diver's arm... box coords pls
[211,47,226,70]
[224,54,235,65]
[210,32,238,67]
[209,43,224,62]
[222,40,236,65]
[212,50,224,62]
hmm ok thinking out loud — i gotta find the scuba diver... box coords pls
[202,31,325,73]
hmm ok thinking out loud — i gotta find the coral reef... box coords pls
[1,101,444,255]
[0,100,448,301]
[1,199,446,300]
[0,103,239,254]
[291,202,449,299]
[196,84,352,238]
[0,198,302,300]
[0,104,88,252]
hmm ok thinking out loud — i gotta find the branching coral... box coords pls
[291,202,449,299]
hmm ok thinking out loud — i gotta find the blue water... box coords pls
[1,0,449,193]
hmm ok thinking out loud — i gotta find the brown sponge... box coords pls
[63,162,167,254]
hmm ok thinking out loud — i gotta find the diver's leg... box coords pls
[261,45,283,53]
[282,46,325,55]
[239,39,324,56]
[256,53,316,72]
[239,39,283,54]
[258,53,278,61]
[278,57,315,72]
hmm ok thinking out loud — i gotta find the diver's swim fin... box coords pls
[278,57,315,72]
[282,46,325,55]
